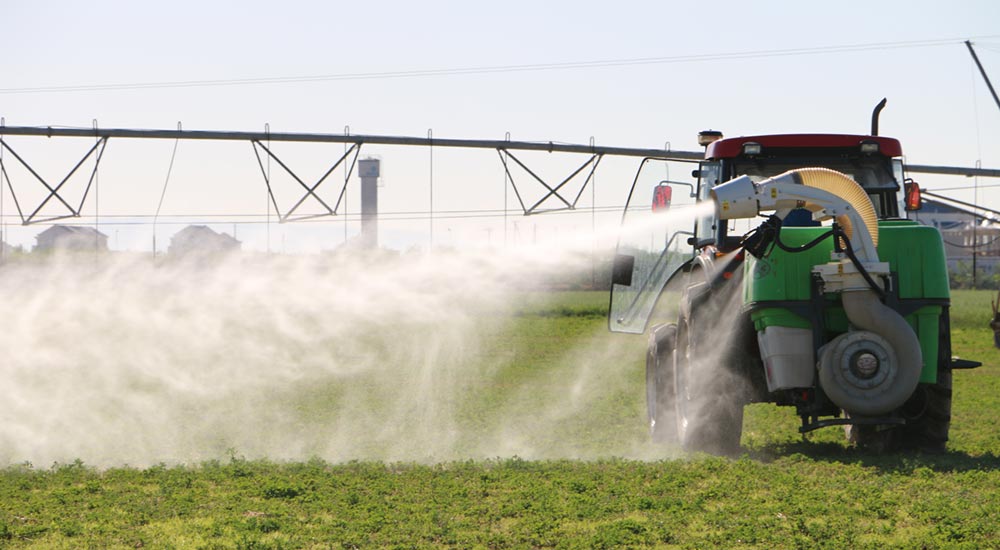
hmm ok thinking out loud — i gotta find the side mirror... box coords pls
[611,254,635,286]
[904,179,922,211]
[652,184,673,212]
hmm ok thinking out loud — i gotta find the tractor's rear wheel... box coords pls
[845,305,954,455]
[845,422,894,454]
[646,323,678,443]
[846,371,951,453]
[673,313,744,456]
[896,369,952,452]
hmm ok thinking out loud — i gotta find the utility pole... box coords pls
[966,41,1000,114]
[964,41,995,287]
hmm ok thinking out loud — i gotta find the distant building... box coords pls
[0,240,17,260]
[168,225,241,258]
[34,225,109,253]
[910,198,1000,274]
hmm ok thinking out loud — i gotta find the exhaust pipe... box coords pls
[871,98,887,136]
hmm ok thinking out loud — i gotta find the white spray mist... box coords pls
[0,206,713,467]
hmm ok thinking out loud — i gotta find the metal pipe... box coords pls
[871,97,887,136]
[907,164,1000,178]
[923,189,1000,219]
[0,125,701,160]
[3,125,996,178]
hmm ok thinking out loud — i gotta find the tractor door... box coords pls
[609,158,703,334]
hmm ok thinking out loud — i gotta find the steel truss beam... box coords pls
[251,140,362,223]
[1,126,996,177]
[0,125,995,228]
[1,124,997,178]
[0,124,695,227]
[498,149,603,215]
[0,135,108,225]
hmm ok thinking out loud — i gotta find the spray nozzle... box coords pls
[740,215,783,259]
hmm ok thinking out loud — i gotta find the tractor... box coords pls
[609,119,981,455]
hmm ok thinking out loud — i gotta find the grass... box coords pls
[3,455,998,549]
[1,290,997,548]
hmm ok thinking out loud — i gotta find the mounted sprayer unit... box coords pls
[615,126,983,455]
[710,168,922,416]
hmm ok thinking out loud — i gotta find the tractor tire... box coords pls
[896,369,952,453]
[845,422,894,454]
[847,303,955,454]
[846,371,952,453]
[673,313,744,456]
[646,323,678,443]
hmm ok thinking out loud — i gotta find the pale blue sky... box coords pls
[1,1,998,251]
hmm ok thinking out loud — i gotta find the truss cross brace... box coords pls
[251,140,362,223]
[497,149,604,215]
[0,136,108,225]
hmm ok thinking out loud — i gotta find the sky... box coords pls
[1,0,998,253]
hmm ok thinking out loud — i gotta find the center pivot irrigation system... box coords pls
[0,123,699,230]
[2,108,999,456]
[0,122,996,228]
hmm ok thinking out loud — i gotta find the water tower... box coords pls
[358,158,380,249]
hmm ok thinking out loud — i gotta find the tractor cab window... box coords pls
[729,155,900,219]
[694,162,721,246]
[893,158,909,219]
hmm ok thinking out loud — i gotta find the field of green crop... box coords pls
[1,290,998,548]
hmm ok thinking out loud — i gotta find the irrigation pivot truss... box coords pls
[0,123,997,227]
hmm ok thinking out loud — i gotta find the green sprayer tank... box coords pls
[745,220,948,383]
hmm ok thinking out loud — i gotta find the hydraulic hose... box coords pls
[776,226,834,254]
[835,227,886,299]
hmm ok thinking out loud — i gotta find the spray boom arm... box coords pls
[710,169,880,262]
